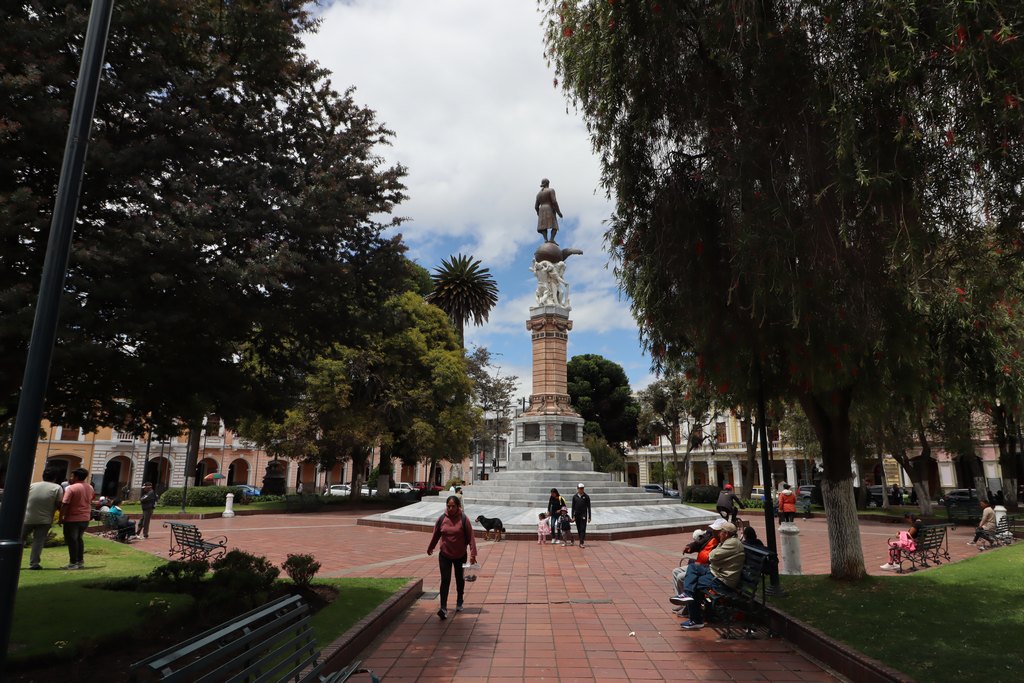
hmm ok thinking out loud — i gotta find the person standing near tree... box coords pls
[427,495,477,620]
[571,483,592,548]
[137,482,159,539]
[22,470,64,570]
[59,468,95,570]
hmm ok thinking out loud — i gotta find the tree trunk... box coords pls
[798,389,866,580]
[876,449,889,512]
[740,413,757,498]
[994,407,1019,510]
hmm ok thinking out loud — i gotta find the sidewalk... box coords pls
[131,512,978,681]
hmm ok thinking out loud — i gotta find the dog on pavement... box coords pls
[475,515,505,541]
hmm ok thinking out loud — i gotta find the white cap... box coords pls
[577,483,585,488]
[709,518,727,530]
[692,529,705,541]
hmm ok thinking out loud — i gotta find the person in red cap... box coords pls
[715,483,745,524]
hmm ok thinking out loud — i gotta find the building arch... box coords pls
[101,455,133,498]
[196,457,218,485]
[227,458,249,486]
[143,456,172,493]
[45,455,82,483]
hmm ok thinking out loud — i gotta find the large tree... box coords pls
[425,254,499,347]
[0,1,407,456]
[567,354,639,453]
[544,1,1024,578]
[466,347,519,477]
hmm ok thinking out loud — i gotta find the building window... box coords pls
[60,427,80,441]
[206,414,221,436]
[769,427,780,442]
[716,422,727,444]
[524,424,540,441]
[672,426,681,445]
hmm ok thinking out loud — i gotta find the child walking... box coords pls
[537,513,550,544]
[558,507,574,546]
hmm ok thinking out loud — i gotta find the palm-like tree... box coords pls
[425,254,499,347]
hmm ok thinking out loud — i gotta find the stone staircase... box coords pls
[360,469,718,539]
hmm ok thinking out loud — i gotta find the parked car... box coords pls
[389,482,416,494]
[327,484,351,496]
[412,481,445,492]
[234,484,261,497]
[749,485,766,501]
[798,484,817,501]
[642,483,680,498]
[940,489,979,505]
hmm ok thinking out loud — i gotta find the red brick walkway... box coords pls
[131,512,978,682]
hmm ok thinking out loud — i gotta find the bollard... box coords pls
[222,492,236,518]
[778,522,802,575]
[994,505,1007,526]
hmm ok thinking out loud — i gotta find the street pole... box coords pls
[756,361,784,596]
[0,0,114,668]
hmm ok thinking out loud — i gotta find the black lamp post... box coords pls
[0,0,114,668]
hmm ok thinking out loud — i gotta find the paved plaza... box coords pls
[129,510,979,682]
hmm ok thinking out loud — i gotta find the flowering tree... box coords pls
[542,1,1024,578]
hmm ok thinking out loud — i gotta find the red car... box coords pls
[412,481,445,492]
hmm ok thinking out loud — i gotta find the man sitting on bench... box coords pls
[675,521,746,630]
[967,500,997,550]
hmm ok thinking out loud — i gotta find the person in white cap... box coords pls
[678,521,746,630]
[669,519,726,609]
[571,483,592,548]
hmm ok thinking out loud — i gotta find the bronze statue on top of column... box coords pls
[535,178,563,242]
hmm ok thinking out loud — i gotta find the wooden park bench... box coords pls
[892,524,950,573]
[163,521,228,562]
[702,545,774,639]
[129,594,378,682]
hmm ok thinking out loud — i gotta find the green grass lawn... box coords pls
[770,542,1024,681]
[11,535,193,662]
[11,534,409,668]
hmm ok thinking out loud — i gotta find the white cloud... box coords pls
[305,0,650,386]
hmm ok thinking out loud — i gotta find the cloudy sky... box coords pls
[304,0,653,399]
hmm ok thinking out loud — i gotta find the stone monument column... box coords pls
[507,240,591,471]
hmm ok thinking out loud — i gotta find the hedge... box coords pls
[157,486,251,507]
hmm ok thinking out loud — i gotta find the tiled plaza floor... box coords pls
[131,510,979,682]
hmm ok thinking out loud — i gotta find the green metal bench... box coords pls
[892,524,949,573]
[702,545,773,639]
[163,521,227,562]
[129,594,378,682]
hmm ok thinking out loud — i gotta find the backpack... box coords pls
[559,515,571,531]
[435,512,471,545]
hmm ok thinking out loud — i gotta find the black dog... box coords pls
[475,515,505,541]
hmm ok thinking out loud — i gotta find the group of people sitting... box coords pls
[667,517,766,630]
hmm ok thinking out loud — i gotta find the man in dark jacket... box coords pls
[571,483,592,548]
[137,482,159,538]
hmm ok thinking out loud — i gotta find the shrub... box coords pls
[685,485,721,504]
[44,530,66,547]
[210,550,279,598]
[281,554,321,587]
[146,560,209,591]
[158,486,254,507]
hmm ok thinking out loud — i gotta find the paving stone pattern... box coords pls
[133,512,979,682]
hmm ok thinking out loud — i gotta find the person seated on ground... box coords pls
[777,484,797,523]
[880,512,922,571]
[715,484,745,524]
[676,521,747,630]
[670,519,727,611]
[968,500,997,550]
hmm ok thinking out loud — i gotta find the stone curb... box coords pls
[317,577,423,674]
[767,605,914,683]
[357,516,707,540]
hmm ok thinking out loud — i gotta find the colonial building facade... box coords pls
[31,415,481,499]
[625,412,1006,496]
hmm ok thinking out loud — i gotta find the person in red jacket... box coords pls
[427,495,478,620]
[777,484,798,523]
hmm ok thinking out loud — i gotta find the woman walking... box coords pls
[427,495,478,620]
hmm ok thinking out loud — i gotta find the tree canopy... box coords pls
[567,354,639,451]
[544,1,1024,578]
[0,0,407,445]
